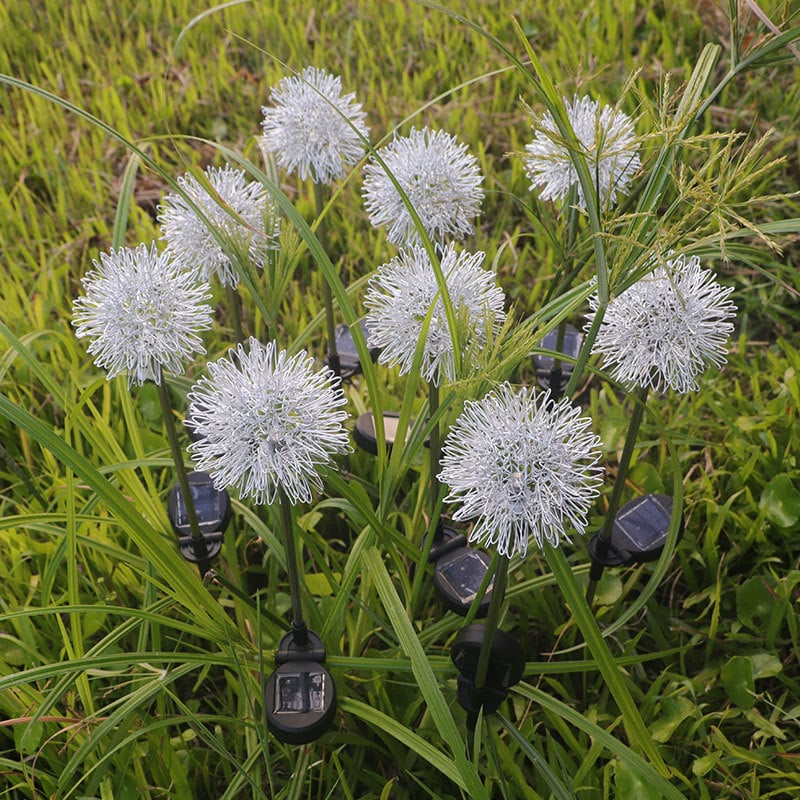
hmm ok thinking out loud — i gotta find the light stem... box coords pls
[549,320,568,400]
[428,380,441,517]
[586,382,649,603]
[278,488,308,644]
[313,180,339,373]
[226,284,244,345]
[155,379,211,576]
[473,555,509,691]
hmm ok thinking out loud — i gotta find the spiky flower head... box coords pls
[260,66,369,185]
[440,384,602,558]
[71,243,213,387]
[587,252,737,393]
[158,164,279,288]
[186,338,350,505]
[362,127,484,245]
[364,244,506,386]
[524,95,640,208]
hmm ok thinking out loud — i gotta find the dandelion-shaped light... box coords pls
[186,338,350,505]
[159,164,279,288]
[586,252,737,393]
[440,384,603,559]
[260,66,370,185]
[362,127,484,245]
[71,243,213,387]
[364,244,505,386]
[525,95,640,208]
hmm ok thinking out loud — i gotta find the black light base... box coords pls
[167,471,231,563]
[451,624,525,725]
[324,322,381,380]
[427,525,492,617]
[456,675,507,719]
[587,493,679,569]
[265,625,336,744]
[176,532,223,563]
[265,662,337,745]
[353,411,431,456]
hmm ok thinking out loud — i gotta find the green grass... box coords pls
[2,0,800,798]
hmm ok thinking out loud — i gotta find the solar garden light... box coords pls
[263,493,338,744]
[583,252,737,604]
[439,383,602,726]
[184,338,351,743]
[261,66,370,379]
[70,243,216,575]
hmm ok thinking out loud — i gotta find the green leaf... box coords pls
[651,696,695,744]
[721,655,755,709]
[545,546,670,775]
[363,547,487,799]
[750,652,783,680]
[691,753,720,777]
[628,462,666,495]
[744,708,786,740]
[736,577,777,632]
[614,760,664,800]
[304,572,337,597]
[759,475,800,528]
[594,572,623,607]
[14,721,44,756]
[340,698,464,788]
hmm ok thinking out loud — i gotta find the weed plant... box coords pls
[1,1,800,798]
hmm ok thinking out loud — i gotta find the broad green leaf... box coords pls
[751,652,783,680]
[594,572,623,607]
[736,576,777,632]
[614,760,664,800]
[759,475,800,528]
[691,753,720,777]
[721,655,755,709]
[628,462,666,495]
[304,572,336,597]
[650,696,695,743]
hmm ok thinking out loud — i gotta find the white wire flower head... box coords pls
[186,338,350,505]
[362,127,484,245]
[363,243,506,386]
[440,383,603,559]
[260,66,370,185]
[586,252,737,394]
[71,243,213,388]
[524,94,640,209]
[158,164,280,288]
